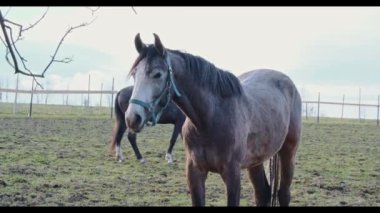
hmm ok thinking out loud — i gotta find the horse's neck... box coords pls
[173,87,214,130]
[169,52,242,131]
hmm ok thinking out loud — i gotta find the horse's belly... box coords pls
[241,151,270,168]
[241,131,286,169]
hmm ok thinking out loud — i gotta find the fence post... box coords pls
[29,79,35,118]
[317,92,320,124]
[377,95,379,126]
[110,78,115,119]
[341,94,345,120]
[305,102,308,119]
[0,81,2,102]
[358,88,361,122]
[6,79,9,102]
[13,74,19,114]
[66,85,69,106]
[87,74,91,107]
[100,83,103,107]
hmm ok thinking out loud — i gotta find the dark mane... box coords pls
[129,45,243,97]
[170,50,243,98]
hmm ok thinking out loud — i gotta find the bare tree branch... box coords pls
[22,7,49,32]
[2,35,16,69]
[3,39,14,68]
[131,7,137,15]
[1,8,96,83]
[6,24,44,88]
[1,17,42,88]
[41,17,96,77]
[32,78,44,90]
[53,56,73,63]
[0,35,6,47]
[86,7,100,16]
[3,7,48,43]
[0,12,20,72]
[3,7,11,18]
[3,18,23,40]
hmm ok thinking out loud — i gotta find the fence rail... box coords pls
[0,88,379,125]
[0,88,117,94]
[304,101,379,107]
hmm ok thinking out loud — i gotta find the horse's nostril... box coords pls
[135,113,142,126]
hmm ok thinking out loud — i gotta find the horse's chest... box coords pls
[185,135,235,172]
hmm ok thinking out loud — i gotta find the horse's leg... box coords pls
[186,159,208,206]
[277,92,302,206]
[127,132,145,163]
[112,120,126,162]
[247,163,271,206]
[220,164,241,206]
[278,132,300,206]
[165,123,181,164]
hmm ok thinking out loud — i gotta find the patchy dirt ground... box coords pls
[0,116,379,206]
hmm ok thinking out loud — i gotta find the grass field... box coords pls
[0,103,379,206]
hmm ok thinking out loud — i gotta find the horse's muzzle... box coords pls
[126,113,144,133]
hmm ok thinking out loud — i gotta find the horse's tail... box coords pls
[269,153,280,206]
[110,91,123,154]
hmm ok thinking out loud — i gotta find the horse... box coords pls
[125,33,302,206]
[110,86,186,164]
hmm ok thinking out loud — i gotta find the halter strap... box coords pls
[166,56,181,97]
[129,54,181,126]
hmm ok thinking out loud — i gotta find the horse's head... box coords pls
[126,33,181,133]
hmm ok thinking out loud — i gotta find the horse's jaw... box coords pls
[127,124,144,134]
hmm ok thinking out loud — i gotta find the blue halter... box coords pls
[129,55,181,126]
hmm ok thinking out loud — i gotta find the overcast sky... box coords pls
[1,7,379,112]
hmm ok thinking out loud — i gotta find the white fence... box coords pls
[0,88,379,125]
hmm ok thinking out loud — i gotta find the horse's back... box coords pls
[239,69,300,109]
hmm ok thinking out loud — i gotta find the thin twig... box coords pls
[41,17,96,77]
[3,7,12,18]
[3,19,23,39]
[0,35,6,47]
[86,7,100,16]
[131,7,137,15]
[3,8,48,46]
[22,7,49,32]
[0,8,95,83]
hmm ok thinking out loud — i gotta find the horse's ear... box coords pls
[153,33,165,57]
[135,33,146,54]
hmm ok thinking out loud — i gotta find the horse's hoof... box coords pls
[165,153,173,164]
[167,158,174,164]
[116,156,125,163]
[139,158,146,164]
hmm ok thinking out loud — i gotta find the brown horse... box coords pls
[126,33,302,206]
[110,86,185,163]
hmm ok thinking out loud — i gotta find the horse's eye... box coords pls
[153,73,161,79]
